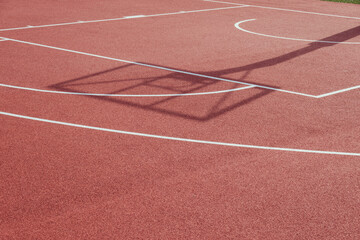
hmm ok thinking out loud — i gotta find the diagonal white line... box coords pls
[1,111,359,156]
[2,37,317,98]
[0,5,248,32]
[204,0,360,20]
[316,85,360,98]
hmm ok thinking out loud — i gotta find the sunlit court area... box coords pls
[1,0,359,239]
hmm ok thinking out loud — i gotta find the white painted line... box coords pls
[234,19,360,44]
[1,111,359,156]
[152,5,249,15]
[3,37,317,98]
[0,22,84,32]
[0,38,7,42]
[316,85,360,98]
[204,0,360,20]
[204,0,249,6]
[123,15,146,19]
[0,83,254,97]
[0,5,248,32]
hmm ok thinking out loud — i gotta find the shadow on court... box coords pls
[49,25,360,121]
[49,63,275,121]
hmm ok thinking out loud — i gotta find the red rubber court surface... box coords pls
[1,0,359,239]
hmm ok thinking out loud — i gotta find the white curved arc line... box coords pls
[1,111,359,156]
[0,83,254,97]
[235,19,360,44]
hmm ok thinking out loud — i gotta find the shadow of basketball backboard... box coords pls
[49,63,274,121]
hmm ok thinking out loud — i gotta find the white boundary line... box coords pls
[204,0,360,20]
[0,38,7,42]
[0,37,318,98]
[1,110,359,156]
[235,19,360,45]
[0,5,248,32]
[0,83,254,97]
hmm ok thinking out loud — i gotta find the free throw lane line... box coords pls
[1,111,359,156]
[0,37,317,98]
